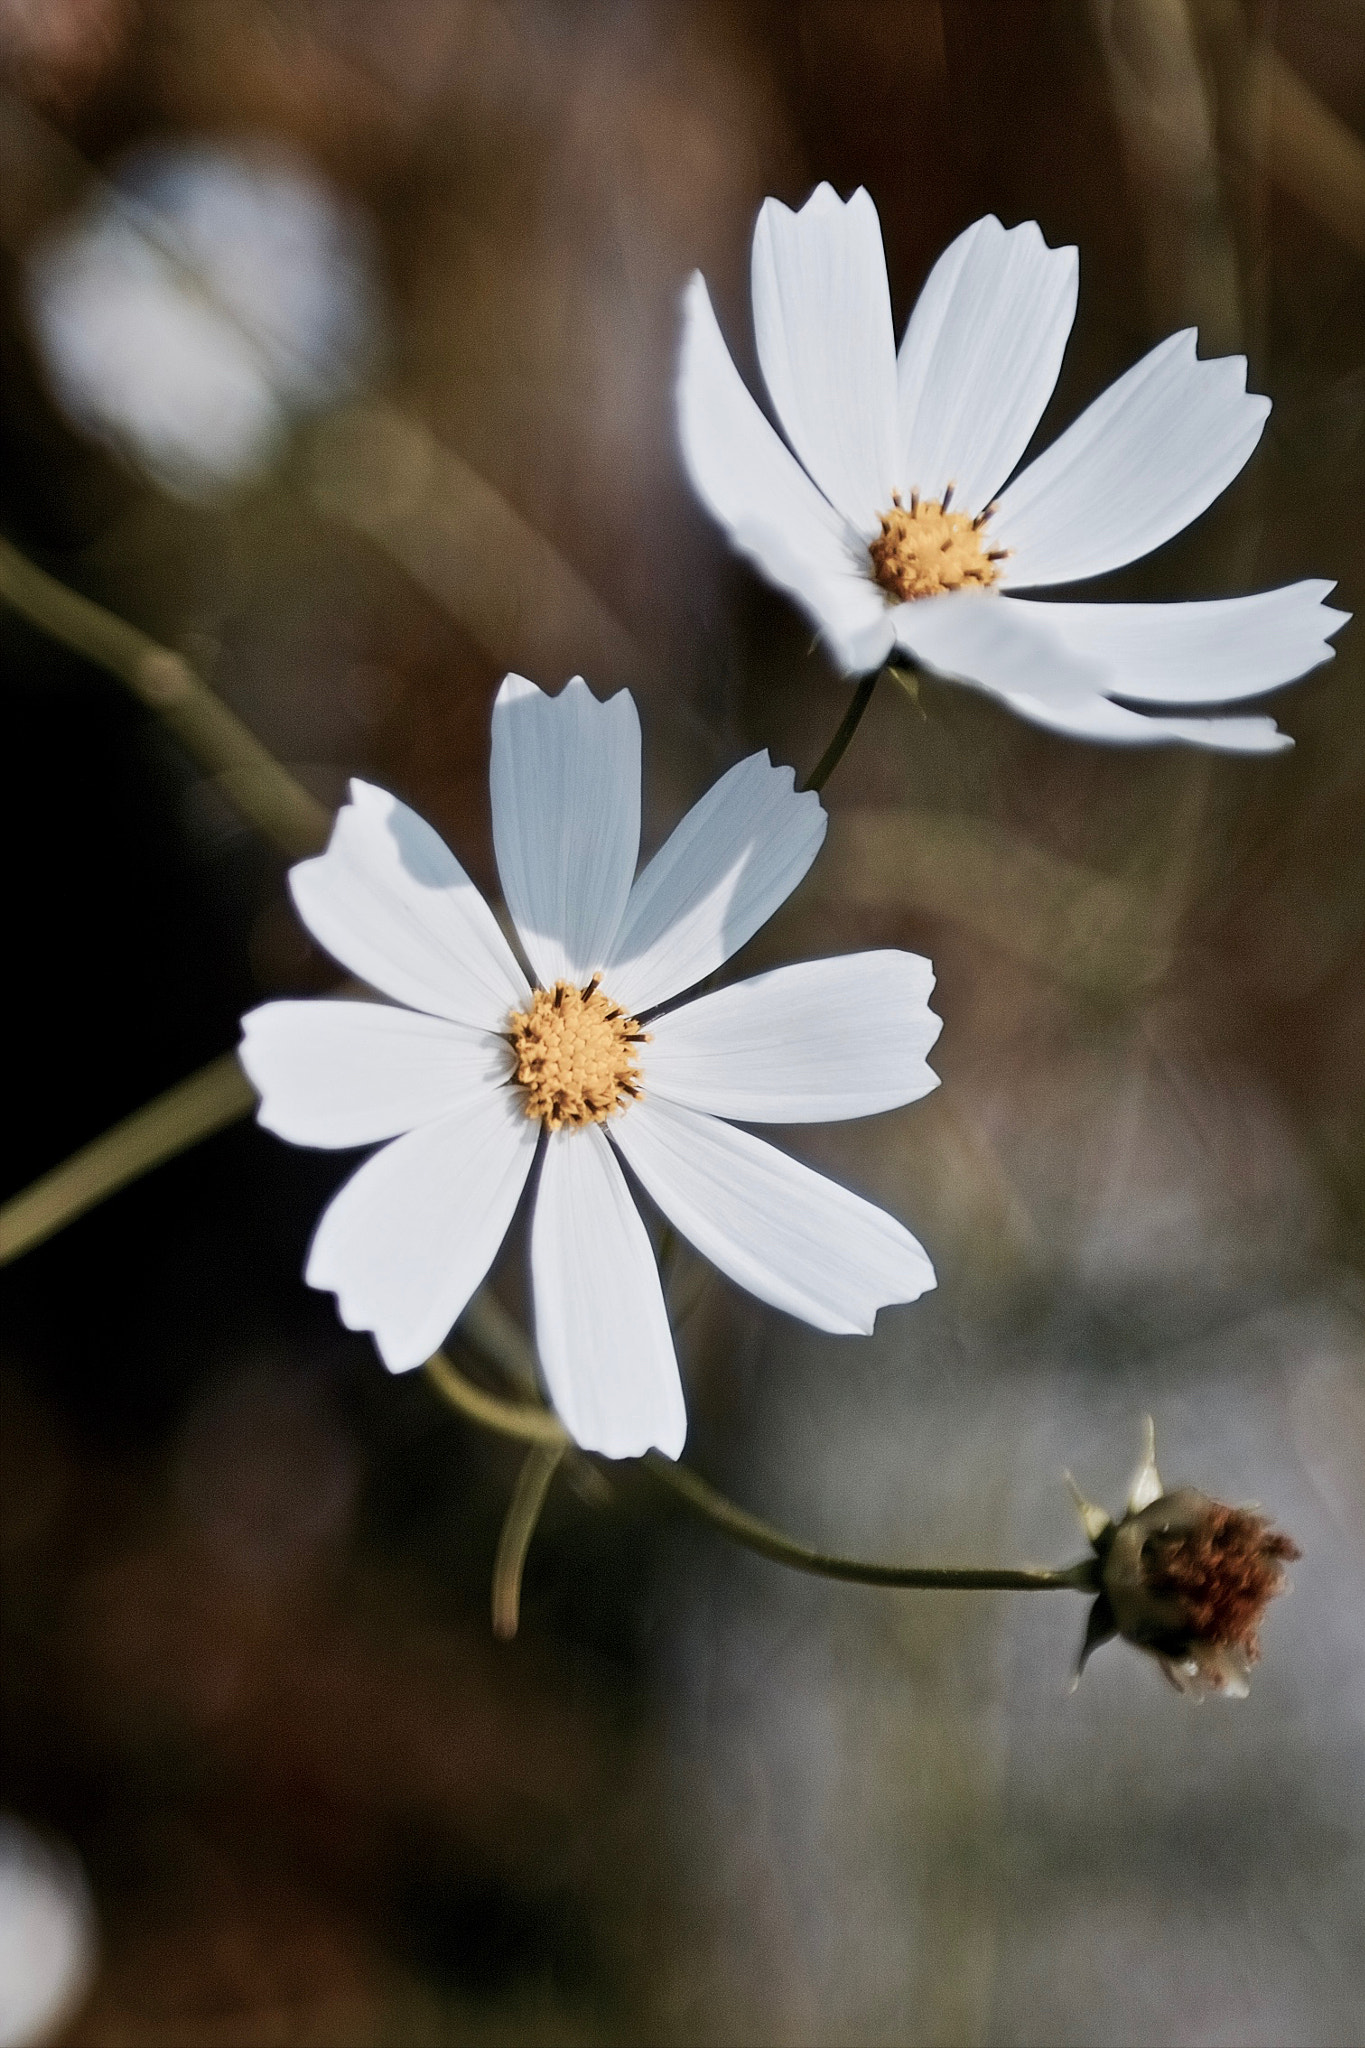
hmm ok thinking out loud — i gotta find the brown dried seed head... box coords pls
[1140,1501,1300,1655]
[1101,1487,1299,1680]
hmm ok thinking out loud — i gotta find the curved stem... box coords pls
[0,537,330,858]
[801,670,880,793]
[1,1069,1095,1603]
[0,1053,255,1264]
[458,1286,541,1395]
[491,1442,565,1639]
[645,1454,1096,1592]
[423,1349,566,1446]
[422,1349,1095,1595]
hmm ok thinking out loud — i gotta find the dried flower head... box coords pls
[1068,1420,1299,1699]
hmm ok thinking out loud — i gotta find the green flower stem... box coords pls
[801,671,881,793]
[801,660,930,796]
[457,1287,541,1396]
[0,1053,255,1264]
[423,1349,1096,1596]
[0,1066,1095,1600]
[644,1455,1097,1592]
[423,1348,566,1445]
[0,536,330,858]
[491,1442,566,1639]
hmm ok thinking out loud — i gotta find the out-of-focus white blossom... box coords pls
[26,140,381,498]
[0,1816,96,2047]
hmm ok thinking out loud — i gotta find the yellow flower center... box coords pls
[509,976,648,1133]
[868,487,1007,603]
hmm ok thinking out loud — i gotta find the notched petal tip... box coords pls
[495,669,631,714]
[990,213,1078,264]
[749,748,829,826]
[996,322,1274,591]
[342,774,388,811]
[566,1402,687,1462]
[372,1328,429,1375]
[775,180,853,221]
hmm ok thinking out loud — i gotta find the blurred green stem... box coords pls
[424,1348,565,1445]
[0,1053,255,1263]
[0,536,330,857]
[491,1443,566,1638]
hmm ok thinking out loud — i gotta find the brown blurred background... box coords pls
[1,3,1362,2042]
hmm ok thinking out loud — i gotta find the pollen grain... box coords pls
[509,976,647,1133]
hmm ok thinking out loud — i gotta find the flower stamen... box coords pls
[509,975,649,1132]
[869,489,1004,604]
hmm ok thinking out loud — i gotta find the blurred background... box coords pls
[1,2,1362,2042]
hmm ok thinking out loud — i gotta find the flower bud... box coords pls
[1069,1422,1299,1698]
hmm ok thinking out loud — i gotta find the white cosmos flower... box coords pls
[239,673,940,1460]
[678,185,1348,751]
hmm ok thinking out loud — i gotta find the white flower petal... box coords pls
[677,271,896,676]
[490,673,641,988]
[896,586,1105,698]
[1019,701,1291,751]
[751,183,897,528]
[289,779,528,1028]
[646,952,941,1122]
[994,329,1269,588]
[305,1086,538,1371]
[896,592,1292,751]
[602,752,826,1016]
[781,561,897,677]
[531,1125,685,1459]
[1010,581,1348,704]
[896,215,1078,514]
[612,1096,935,1335]
[240,1000,512,1148]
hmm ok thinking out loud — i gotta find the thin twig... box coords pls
[0,537,330,858]
[491,1442,566,1638]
